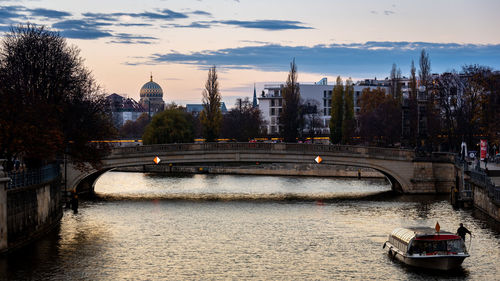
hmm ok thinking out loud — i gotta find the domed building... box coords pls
[139,75,165,115]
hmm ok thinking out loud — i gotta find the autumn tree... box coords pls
[280,59,301,142]
[329,76,344,144]
[142,108,194,144]
[221,97,263,141]
[200,66,222,142]
[0,24,115,170]
[342,78,355,144]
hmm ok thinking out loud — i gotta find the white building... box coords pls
[258,77,390,135]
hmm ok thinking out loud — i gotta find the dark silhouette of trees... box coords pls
[120,113,150,139]
[406,60,419,147]
[221,98,263,141]
[390,63,402,100]
[329,76,343,144]
[0,24,115,169]
[280,59,301,142]
[142,108,194,144]
[301,99,323,142]
[358,88,401,146]
[342,78,355,144]
[200,66,222,142]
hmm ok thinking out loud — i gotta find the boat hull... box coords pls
[389,249,467,270]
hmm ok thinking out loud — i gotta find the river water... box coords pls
[1,172,499,280]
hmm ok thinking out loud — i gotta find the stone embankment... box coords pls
[114,163,385,178]
[0,160,63,253]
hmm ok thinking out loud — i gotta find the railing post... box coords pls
[0,160,9,252]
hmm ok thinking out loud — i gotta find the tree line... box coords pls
[0,24,115,170]
[2,24,497,171]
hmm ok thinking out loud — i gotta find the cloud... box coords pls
[383,10,395,16]
[218,20,313,30]
[137,42,500,78]
[52,19,113,39]
[82,9,188,22]
[0,6,25,23]
[164,19,313,30]
[108,33,158,44]
[190,10,212,16]
[29,8,71,19]
[0,6,72,24]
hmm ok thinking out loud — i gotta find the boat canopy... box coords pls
[390,227,456,245]
[390,228,417,244]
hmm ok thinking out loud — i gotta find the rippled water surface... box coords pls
[1,172,499,280]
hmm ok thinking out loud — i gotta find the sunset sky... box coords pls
[1,0,500,107]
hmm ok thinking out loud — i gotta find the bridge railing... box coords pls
[110,143,415,160]
[7,163,60,189]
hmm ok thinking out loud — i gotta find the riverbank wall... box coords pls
[0,161,63,254]
[466,168,500,222]
[114,163,385,178]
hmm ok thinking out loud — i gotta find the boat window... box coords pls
[409,239,465,254]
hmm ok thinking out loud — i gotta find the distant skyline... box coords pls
[1,0,500,107]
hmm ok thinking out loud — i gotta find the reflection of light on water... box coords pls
[2,177,500,280]
[95,172,391,200]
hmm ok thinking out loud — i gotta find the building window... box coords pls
[324,108,327,115]
[328,90,332,96]
[271,99,275,106]
[278,99,282,106]
[271,108,275,116]
[278,108,282,115]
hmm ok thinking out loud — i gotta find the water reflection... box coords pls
[0,173,498,280]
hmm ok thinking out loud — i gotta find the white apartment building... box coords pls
[258,77,391,135]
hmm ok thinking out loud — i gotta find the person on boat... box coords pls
[456,223,471,241]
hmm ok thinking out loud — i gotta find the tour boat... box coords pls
[383,226,469,270]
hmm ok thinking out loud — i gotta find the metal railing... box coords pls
[7,163,60,189]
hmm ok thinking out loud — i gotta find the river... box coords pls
[0,172,499,280]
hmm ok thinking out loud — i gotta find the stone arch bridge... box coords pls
[65,143,457,194]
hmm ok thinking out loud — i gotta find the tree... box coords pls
[301,99,323,141]
[329,76,344,144]
[142,108,194,144]
[280,58,301,142]
[419,49,432,90]
[0,24,115,169]
[221,98,263,141]
[358,88,401,146]
[434,71,463,151]
[406,60,419,146]
[390,63,402,100]
[200,66,222,142]
[120,113,150,139]
[342,78,355,144]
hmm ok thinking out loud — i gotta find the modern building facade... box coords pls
[258,77,391,135]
